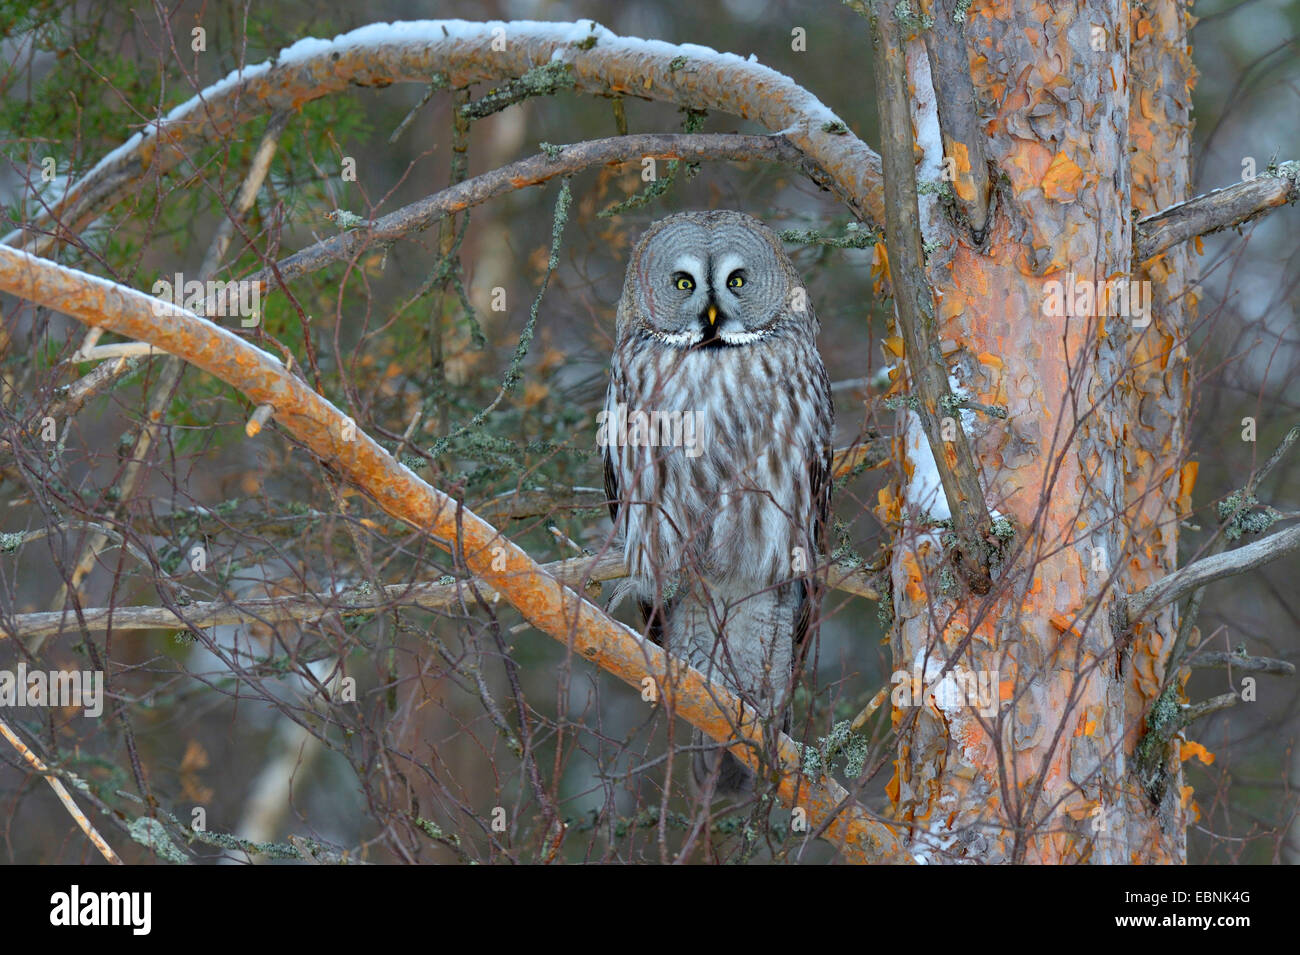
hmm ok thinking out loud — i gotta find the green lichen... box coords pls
[778,225,878,249]
[128,816,189,864]
[842,732,872,779]
[918,179,956,201]
[1135,683,1182,802]
[803,720,871,779]
[820,120,850,135]
[1216,491,1277,540]
[990,515,1015,541]
[801,744,822,777]
[883,394,923,411]
[414,816,461,845]
[938,565,958,595]
[894,0,935,30]
[325,208,365,230]
[938,390,968,414]
[460,62,575,121]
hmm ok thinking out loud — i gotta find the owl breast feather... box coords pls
[611,341,824,594]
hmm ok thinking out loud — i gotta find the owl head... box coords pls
[617,210,815,348]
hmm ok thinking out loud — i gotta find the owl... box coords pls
[602,210,834,799]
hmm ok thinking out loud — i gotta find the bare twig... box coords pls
[1154,423,1300,689]
[0,717,123,864]
[1187,651,1295,676]
[5,551,881,639]
[1180,692,1239,725]
[68,342,162,361]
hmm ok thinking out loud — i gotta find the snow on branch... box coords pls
[5,18,885,256]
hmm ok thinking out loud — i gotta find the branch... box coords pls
[4,551,881,639]
[1135,160,1299,261]
[0,717,122,864]
[1125,522,1300,625]
[7,552,621,639]
[5,19,887,255]
[865,2,992,593]
[0,244,903,864]
[1154,422,1299,691]
[242,134,802,302]
[1188,651,1295,676]
[919,0,993,240]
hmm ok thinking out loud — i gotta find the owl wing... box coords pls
[793,417,834,664]
[602,412,669,647]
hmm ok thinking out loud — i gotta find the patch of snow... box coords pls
[903,409,949,520]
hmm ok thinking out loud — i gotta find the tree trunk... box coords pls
[886,0,1197,863]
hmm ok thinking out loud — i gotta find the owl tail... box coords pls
[670,584,797,800]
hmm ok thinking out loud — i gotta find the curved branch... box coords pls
[6,18,885,254]
[0,244,903,864]
[250,133,806,297]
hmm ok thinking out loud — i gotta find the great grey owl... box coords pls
[601,210,834,798]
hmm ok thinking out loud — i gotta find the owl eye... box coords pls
[726,271,746,289]
[673,273,695,291]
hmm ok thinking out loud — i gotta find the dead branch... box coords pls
[1125,522,1300,625]
[1135,160,1299,261]
[865,2,992,593]
[3,549,881,639]
[0,717,122,864]
[244,134,803,302]
[1188,651,1296,676]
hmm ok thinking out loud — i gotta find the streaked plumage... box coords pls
[602,211,833,797]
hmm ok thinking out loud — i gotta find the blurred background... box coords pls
[0,0,1296,863]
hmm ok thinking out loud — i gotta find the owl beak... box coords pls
[706,304,719,326]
